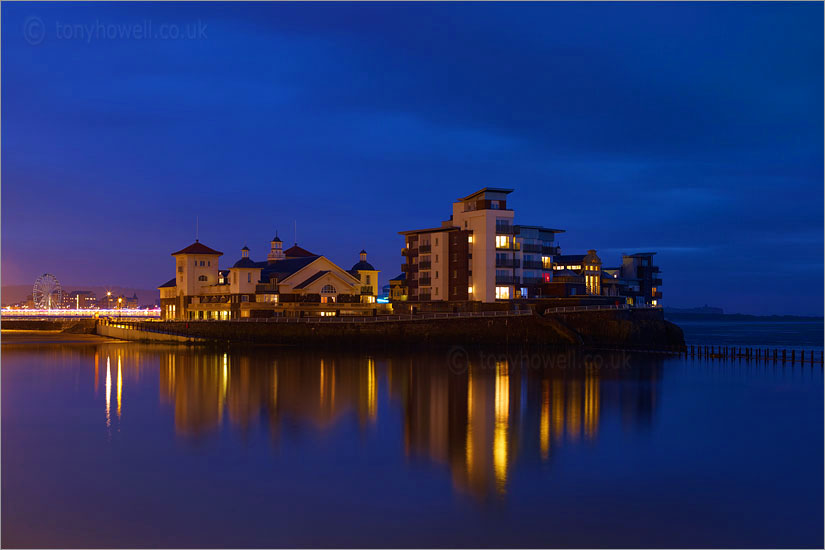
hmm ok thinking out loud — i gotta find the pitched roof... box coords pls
[254,256,320,283]
[284,244,316,257]
[171,241,223,256]
[293,270,331,290]
[158,278,176,288]
[389,273,406,282]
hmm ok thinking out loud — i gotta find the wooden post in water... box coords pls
[791,350,795,363]
[801,350,804,363]
[782,349,787,363]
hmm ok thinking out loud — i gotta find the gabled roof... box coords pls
[158,278,176,289]
[389,273,406,282]
[293,270,331,290]
[284,244,316,257]
[171,241,223,256]
[553,269,581,278]
[255,256,320,283]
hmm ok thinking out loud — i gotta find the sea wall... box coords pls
[96,323,203,343]
[1,319,97,333]
[551,308,685,350]
[110,309,684,350]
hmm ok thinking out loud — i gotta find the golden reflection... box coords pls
[566,379,581,441]
[94,351,99,395]
[552,379,564,441]
[465,366,474,474]
[584,370,599,440]
[493,360,509,493]
[540,379,550,460]
[117,354,122,418]
[140,347,659,500]
[105,356,111,429]
[367,358,377,422]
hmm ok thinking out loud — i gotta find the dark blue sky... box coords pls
[2,2,822,314]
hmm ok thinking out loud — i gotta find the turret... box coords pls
[268,233,284,263]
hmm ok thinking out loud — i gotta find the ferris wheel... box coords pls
[33,273,63,309]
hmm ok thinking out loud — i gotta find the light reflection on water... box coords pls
[1,338,822,548]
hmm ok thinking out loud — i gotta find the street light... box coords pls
[118,297,122,320]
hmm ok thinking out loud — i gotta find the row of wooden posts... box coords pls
[688,345,823,365]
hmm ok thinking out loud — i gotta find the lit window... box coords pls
[468,286,473,294]
[495,286,510,300]
[496,235,509,248]
[468,235,473,244]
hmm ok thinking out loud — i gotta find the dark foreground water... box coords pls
[2,331,823,548]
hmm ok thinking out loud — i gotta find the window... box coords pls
[178,266,184,273]
[496,235,509,248]
[321,284,336,294]
[435,238,438,246]
[468,286,473,294]
[366,275,371,285]
[495,286,510,300]
[435,288,438,296]
[467,235,473,244]
[241,295,249,302]
[247,273,251,283]
[435,271,438,279]
[521,287,528,298]
[198,275,207,282]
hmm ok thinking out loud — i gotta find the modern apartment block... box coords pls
[399,188,563,303]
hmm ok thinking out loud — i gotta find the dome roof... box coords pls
[241,245,249,251]
[232,257,257,268]
[351,260,376,271]
[272,235,282,243]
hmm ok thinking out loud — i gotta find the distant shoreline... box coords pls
[665,312,822,322]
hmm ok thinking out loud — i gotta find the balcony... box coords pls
[418,261,432,270]
[401,247,413,256]
[541,245,561,255]
[652,278,663,286]
[419,244,432,253]
[401,263,415,273]
[495,275,520,285]
[653,290,663,299]
[419,293,432,301]
[360,286,374,295]
[637,265,660,277]
[495,258,520,268]
[522,277,543,285]
[495,241,521,251]
[495,224,514,235]
[522,260,543,270]
[522,244,542,254]
[419,277,432,286]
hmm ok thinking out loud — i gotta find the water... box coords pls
[671,316,824,352]
[2,329,823,548]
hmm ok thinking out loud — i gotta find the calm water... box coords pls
[672,317,824,352]
[2,329,823,548]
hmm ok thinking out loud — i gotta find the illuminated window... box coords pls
[468,286,473,294]
[495,286,510,300]
[468,235,473,244]
[496,235,509,248]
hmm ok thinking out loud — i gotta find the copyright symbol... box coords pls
[24,16,45,45]
[447,345,469,375]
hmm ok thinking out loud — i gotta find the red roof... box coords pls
[171,241,223,256]
[283,244,316,258]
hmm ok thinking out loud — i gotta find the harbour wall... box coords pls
[103,309,685,350]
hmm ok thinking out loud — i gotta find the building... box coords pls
[398,188,663,307]
[159,237,386,321]
[399,188,564,303]
[619,252,662,307]
[64,290,97,309]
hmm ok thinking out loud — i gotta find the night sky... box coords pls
[2,2,822,315]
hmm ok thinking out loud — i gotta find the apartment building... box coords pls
[399,188,564,303]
